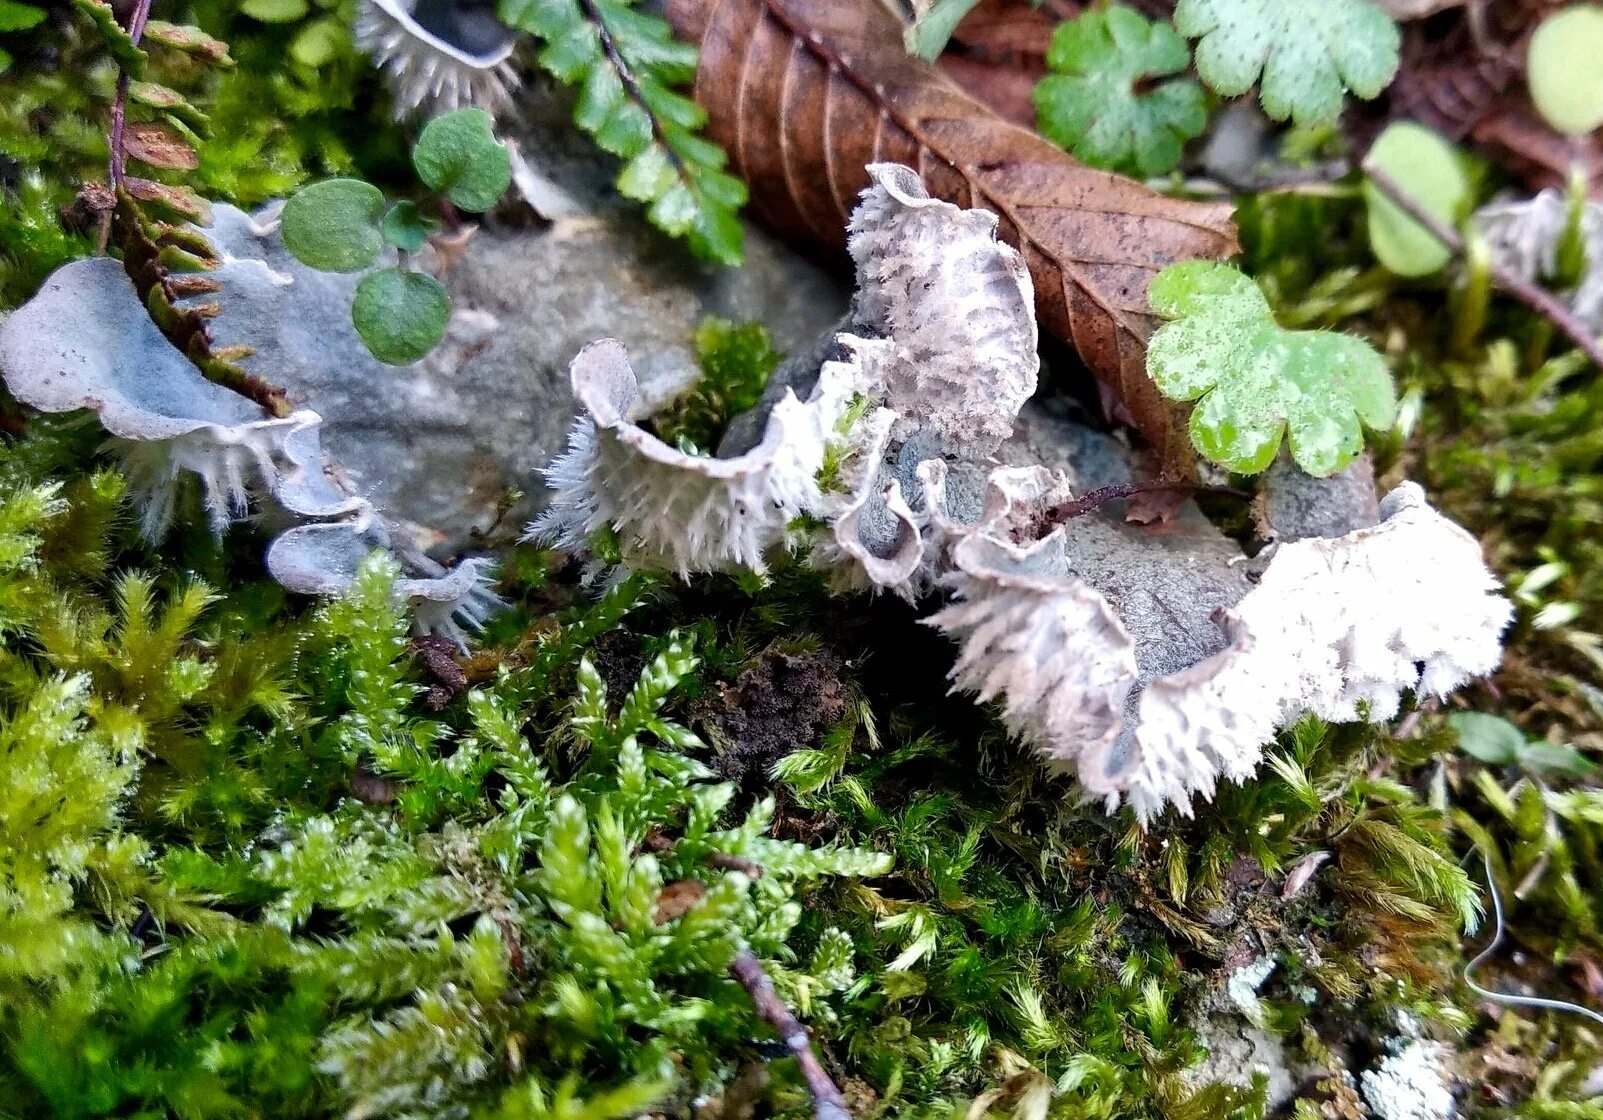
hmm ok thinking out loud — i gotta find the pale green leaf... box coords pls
[906,0,981,61]
[1173,0,1400,125]
[239,0,308,22]
[1362,122,1469,277]
[1527,4,1603,136]
[289,16,345,67]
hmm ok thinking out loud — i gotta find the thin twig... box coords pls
[107,0,155,188]
[729,950,852,1120]
[1362,162,1603,372]
[1037,479,1247,527]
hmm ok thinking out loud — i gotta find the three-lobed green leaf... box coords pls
[352,268,450,366]
[411,108,512,213]
[1033,5,1207,178]
[1147,261,1397,476]
[280,178,387,272]
[1172,0,1399,125]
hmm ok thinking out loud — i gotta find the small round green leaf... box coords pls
[412,108,512,213]
[1362,122,1469,278]
[1447,712,1525,765]
[289,17,345,67]
[352,268,450,365]
[240,0,307,22]
[280,178,386,273]
[381,200,440,253]
[1528,4,1603,136]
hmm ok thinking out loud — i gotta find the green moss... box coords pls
[654,318,783,454]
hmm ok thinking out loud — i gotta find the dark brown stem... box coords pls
[1362,162,1603,373]
[1038,479,1246,527]
[107,0,154,188]
[729,950,852,1120]
[708,852,766,878]
[577,0,692,182]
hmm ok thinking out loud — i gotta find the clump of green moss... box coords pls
[654,318,783,454]
[0,425,897,1117]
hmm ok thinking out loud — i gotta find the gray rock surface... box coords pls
[199,83,848,548]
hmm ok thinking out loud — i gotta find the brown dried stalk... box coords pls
[107,0,155,187]
[1363,163,1603,371]
[729,950,852,1120]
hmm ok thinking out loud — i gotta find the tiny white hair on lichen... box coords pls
[528,337,866,577]
[268,522,505,649]
[1474,189,1603,333]
[928,479,1510,824]
[355,0,520,119]
[112,422,285,540]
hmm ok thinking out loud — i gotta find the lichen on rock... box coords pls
[535,160,1511,822]
[0,253,501,642]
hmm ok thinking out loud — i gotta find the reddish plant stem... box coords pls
[1038,479,1246,527]
[729,950,852,1120]
[1362,162,1603,373]
[107,0,155,187]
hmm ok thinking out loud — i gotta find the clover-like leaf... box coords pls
[412,107,512,213]
[1527,4,1603,137]
[281,178,386,273]
[1033,6,1207,177]
[1147,261,1397,476]
[1362,122,1469,277]
[352,268,450,365]
[1173,0,1400,126]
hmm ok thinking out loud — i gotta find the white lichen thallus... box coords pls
[355,0,521,118]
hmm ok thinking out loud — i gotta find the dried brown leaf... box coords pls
[122,121,199,171]
[653,879,708,924]
[1374,0,1557,141]
[936,0,1058,127]
[666,0,1239,478]
[122,177,212,225]
[142,20,235,67]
